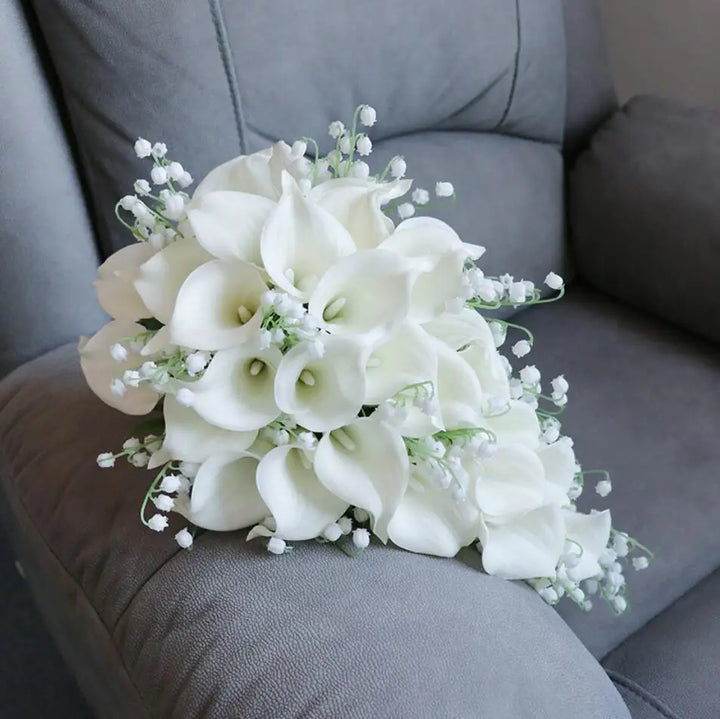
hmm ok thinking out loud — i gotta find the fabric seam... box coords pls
[607,670,680,719]
[208,0,246,154]
[497,0,521,128]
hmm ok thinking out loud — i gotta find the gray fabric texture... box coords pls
[561,0,617,156]
[518,285,720,658]
[0,344,630,719]
[571,95,720,344]
[603,567,720,718]
[27,0,566,258]
[0,0,106,378]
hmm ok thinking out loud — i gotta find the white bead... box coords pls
[175,528,194,549]
[359,104,377,127]
[435,181,454,197]
[411,188,430,205]
[147,514,168,532]
[151,166,168,185]
[352,528,371,549]
[134,138,153,158]
[267,537,287,555]
[544,272,564,290]
[356,135,372,156]
[390,157,407,178]
[96,452,115,468]
[397,202,415,220]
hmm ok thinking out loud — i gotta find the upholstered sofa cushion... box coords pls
[571,95,720,344]
[0,342,629,718]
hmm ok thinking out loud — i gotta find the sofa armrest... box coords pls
[569,95,720,344]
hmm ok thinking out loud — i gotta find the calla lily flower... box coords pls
[483,401,542,449]
[168,259,268,350]
[79,320,159,415]
[310,177,412,249]
[424,308,494,349]
[478,504,566,580]
[134,237,212,324]
[537,440,577,497]
[314,417,409,541]
[162,394,257,463]
[187,190,275,266]
[187,345,282,431]
[256,445,349,540]
[260,173,356,299]
[178,453,268,531]
[308,248,422,344]
[274,336,367,433]
[95,242,155,321]
[563,509,612,582]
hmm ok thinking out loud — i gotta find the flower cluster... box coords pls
[81,105,650,612]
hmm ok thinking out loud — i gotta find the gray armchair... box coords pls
[1,1,718,717]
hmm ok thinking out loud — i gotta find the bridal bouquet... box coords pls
[80,105,651,614]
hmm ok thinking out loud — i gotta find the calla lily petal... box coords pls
[95,242,155,321]
[187,190,275,265]
[134,238,213,324]
[424,308,495,350]
[479,505,565,580]
[79,321,159,415]
[274,336,367,433]
[314,417,409,541]
[162,394,257,463]
[310,177,412,250]
[433,337,484,430]
[261,172,355,299]
[459,341,511,409]
[484,401,541,449]
[256,445,349,540]
[168,259,267,350]
[563,509,612,582]
[193,147,276,200]
[181,453,267,531]
[537,441,577,496]
[189,345,282,431]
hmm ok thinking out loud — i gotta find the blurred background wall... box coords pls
[601,0,720,110]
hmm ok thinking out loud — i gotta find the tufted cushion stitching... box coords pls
[208,0,246,154]
[607,670,679,719]
[0,442,152,719]
[496,0,521,128]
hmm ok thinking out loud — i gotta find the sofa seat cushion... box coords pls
[0,344,628,718]
[603,567,720,718]
[519,284,720,658]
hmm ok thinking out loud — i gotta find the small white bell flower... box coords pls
[612,595,627,613]
[509,281,527,304]
[595,479,612,497]
[160,474,183,493]
[339,135,353,155]
[519,365,541,386]
[359,104,377,127]
[147,514,169,532]
[151,166,168,185]
[133,179,151,196]
[166,161,185,181]
[131,452,150,468]
[544,272,564,290]
[349,161,370,179]
[110,379,126,397]
[328,121,345,139]
[551,375,569,394]
[134,138,153,158]
[267,537,287,555]
[185,351,209,376]
[175,528,194,549]
[632,556,649,571]
[512,340,532,358]
[337,517,353,534]
[110,343,128,362]
[153,494,175,511]
[397,202,415,220]
[177,171,193,188]
[322,523,343,542]
[390,157,407,178]
[356,135,372,156]
[179,462,200,479]
[96,453,116,468]
[352,528,371,549]
[119,195,138,211]
[353,507,369,523]
[151,142,168,159]
[435,181,454,197]
[412,188,430,205]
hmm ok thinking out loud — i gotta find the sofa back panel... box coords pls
[27,0,566,259]
[0,0,107,378]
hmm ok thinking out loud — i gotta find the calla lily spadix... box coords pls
[186,344,282,432]
[95,242,155,321]
[169,259,268,350]
[256,445,349,540]
[274,336,367,433]
[260,172,356,299]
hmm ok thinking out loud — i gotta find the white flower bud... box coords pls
[390,157,407,178]
[151,166,168,185]
[632,556,649,571]
[359,104,377,127]
[356,135,372,156]
[595,479,612,497]
[545,272,564,290]
[147,514,169,532]
[328,121,345,139]
[352,528,371,549]
[96,452,116,468]
[511,340,532,358]
[435,181,454,197]
[175,527,194,549]
[153,494,175,511]
[151,142,168,159]
[411,188,430,205]
[185,351,209,376]
[397,202,415,220]
[267,537,287,555]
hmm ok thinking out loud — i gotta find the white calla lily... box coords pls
[79,321,159,415]
[364,321,438,404]
[95,242,155,321]
[188,345,282,431]
[180,453,267,531]
[310,177,412,249]
[162,394,257,463]
[459,341,511,409]
[475,444,560,517]
[483,401,541,449]
[424,308,495,349]
[314,417,409,541]
[479,504,565,580]
[168,259,268,350]
[260,173,356,298]
[187,190,275,265]
[433,337,484,430]
[134,237,213,324]
[256,445,348,540]
[274,336,367,433]
[537,441,577,497]
[380,217,479,322]
[563,509,612,581]
[387,469,479,557]
[308,248,422,343]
